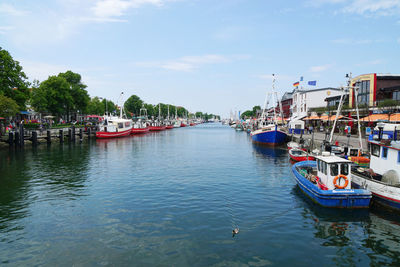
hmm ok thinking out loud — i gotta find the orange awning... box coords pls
[303,115,320,120]
[360,114,389,122]
[389,113,400,122]
[321,115,343,121]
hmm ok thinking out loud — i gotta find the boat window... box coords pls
[118,123,123,128]
[330,163,339,176]
[322,162,327,175]
[340,163,349,175]
[371,144,380,157]
[317,160,320,171]
[350,149,358,156]
[125,122,131,127]
[382,147,388,159]
[398,151,400,164]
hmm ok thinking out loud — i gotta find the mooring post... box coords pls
[87,127,91,139]
[14,131,20,147]
[59,129,64,143]
[20,124,24,146]
[68,128,72,142]
[8,132,13,145]
[32,131,38,146]
[47,130,51,144]
[72,126,76,142]
[79,128,83,142]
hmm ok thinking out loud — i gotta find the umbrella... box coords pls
[43,115,55,118]
[0,117,5,120]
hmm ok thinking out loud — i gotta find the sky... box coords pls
[1,0,399,117]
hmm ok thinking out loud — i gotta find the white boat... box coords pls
[351,123,400,211]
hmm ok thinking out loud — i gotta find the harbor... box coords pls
[1,123,400,266]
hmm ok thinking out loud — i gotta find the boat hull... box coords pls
[166,125,174,129]
[292,161,371,208]
[96,129,131,138]
[149,126,166,131]
[290,154,315,162]
[251,127,287,146]
[131,128,149,134]
[352,172,400,211]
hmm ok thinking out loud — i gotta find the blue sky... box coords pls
[1,0,399,117]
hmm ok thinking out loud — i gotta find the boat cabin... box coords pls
[100,117,132,132]
[315,153,352,190]
[369,140,400,176]
[289,120,304,134]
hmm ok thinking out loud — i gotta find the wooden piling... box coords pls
[32,131,38,146]
[59,129,64,143]
[87,127,91,139]
[79,128,83,142]
[72,126,76,142]
[68,128,72,142]
[8,132,13,145]
[20,124,24,146]
[47,130,51,144]
[14,131,20,147]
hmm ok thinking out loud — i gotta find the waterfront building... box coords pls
[281,91,293,119]
[290,87,341,121]
[349,73,400,108]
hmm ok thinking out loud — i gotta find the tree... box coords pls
[0,94,19,117]
[0,47,31,109]
[87,97,104,115]
[252,105,261,116]
[144,103,155,117]
[31,76,73,116]
[124,94,143,117]
[241,110,253,119]
[58,71,90,114]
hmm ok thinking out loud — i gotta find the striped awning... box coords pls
[360,113,400,122]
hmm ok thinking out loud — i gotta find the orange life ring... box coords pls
[333,174,349,189]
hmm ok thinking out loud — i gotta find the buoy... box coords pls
[232,228,239,237]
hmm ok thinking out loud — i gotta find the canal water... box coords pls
[1,123,400,266]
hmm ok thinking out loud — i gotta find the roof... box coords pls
[360,113,400,122]
[281,91,293,101]
[316,155,351,164]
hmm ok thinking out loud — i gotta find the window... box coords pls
[322,162,327,175]
[356,80,370,106]
[340,163,349,175]
[330,163,339,176]
[393,91,400,101]
[317,160,321,171]
[398,151,400,164]
[118,123,123,128]
[382,147,388,159]
[371,144,380,157]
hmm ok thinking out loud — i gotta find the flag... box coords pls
[308,81,317,86]
[300,76,303,81]
[293,81,299,87]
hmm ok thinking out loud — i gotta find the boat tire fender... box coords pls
[333,174,348,189]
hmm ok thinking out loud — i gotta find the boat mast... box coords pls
[272,74,277,124]
[158,103,161,120]
[118,92,124,119]
[329,87,345,144]
[167,104,170,120]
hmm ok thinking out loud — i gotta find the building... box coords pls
[325,93,349,108]
[281,91,293,119]
[290,87,341,120]
[349,73,400,108]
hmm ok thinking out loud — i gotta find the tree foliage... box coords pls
[58,71,90,113]
[124,95,143,117]
[0,47,31,109]
[0,94,19,117]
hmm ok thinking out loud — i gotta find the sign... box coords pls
[366,127,371,135]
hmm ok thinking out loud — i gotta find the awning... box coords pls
[321,115,343,121]
[360,114,389,122]
[389,113,400,122]
[20,111,30,115]
[303,115,320,120]
[0,117,5,120]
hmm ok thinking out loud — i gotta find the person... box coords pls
[309,125,313,134]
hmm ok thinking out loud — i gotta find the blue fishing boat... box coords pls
[251,124,287,145]
[250,74,288,146]
[291,154,371,208]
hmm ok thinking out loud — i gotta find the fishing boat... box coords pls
[292,153,371,208]
[149,104,167,131]
[287,141,306,151]
[131,106,149,134]
[96,93,132,138]
[351,123,400,211]
[289,148,315,162]
[250,74,288,146]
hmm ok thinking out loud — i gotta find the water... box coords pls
[1,124,400,266]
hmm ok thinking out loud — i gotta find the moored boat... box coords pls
[251,124,287,146]
[292,153,371,208]
[289,148,315,162]
[351,123,400,211]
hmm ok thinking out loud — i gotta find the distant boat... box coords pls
[131,106,149,134]
[292,154,371,208]
[289,148,315,162]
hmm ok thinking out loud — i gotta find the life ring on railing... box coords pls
[333,174,349,189]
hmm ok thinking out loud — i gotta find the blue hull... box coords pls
[352,182,400,211]
[292,161,371,208]
[251,128,287,146]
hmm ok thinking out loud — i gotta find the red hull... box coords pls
[96,129,131,138]
[166,125,174,129]
[189,123,195,126]
[181,123,187,127]
[149,126,166,131]
[289,153,315,162]
[131,127,149,134]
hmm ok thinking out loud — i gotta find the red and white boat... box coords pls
[287,141,307,151]
[131,119,149,134]
[289,148,316,162]
[149,120,166,131]
[96,116,132,138]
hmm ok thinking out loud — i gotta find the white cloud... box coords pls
[0,26,14,34]
[342,0,400,16]
[310,64,332,72]
[138,54,250,72]
[0,3,28,16]
[331,38,385,44]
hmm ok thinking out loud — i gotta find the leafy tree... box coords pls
[58,71,90,114]
[0,47,31,109]
[144,103,155,118]
[87,97,104,115]
[124,94,143,117]
[176,106,188,117]
[252,105,261,115]
[31,76,73,116]
[0,94,19,117]
[241,110,253,119]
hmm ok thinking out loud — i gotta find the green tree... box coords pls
[241,110,253,119]
[0,47,31,109]
[87,97,104,115]
[124,94,143,117]
[0,94,19,117]
[144,103,155,118]
[31,76,73,116]
[58,71,90,114]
